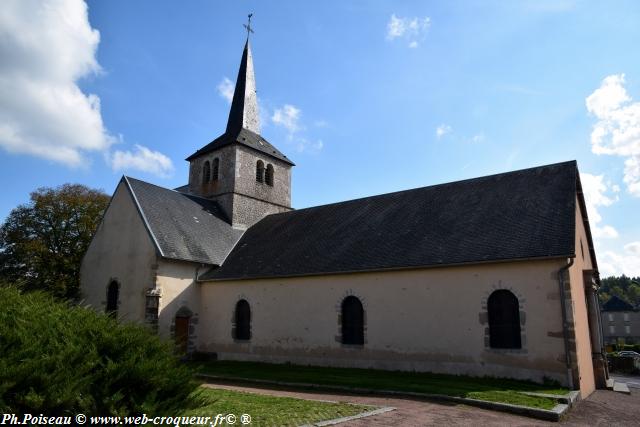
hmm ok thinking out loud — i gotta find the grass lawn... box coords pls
[186,387,371,427]
[194,361,568,410]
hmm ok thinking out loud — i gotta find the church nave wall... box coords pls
[197,259,571,386]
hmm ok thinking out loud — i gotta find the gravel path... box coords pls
[202,381,639,426]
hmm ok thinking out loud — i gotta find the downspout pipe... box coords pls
[558,257,575,389]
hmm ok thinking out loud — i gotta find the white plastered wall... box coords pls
[79,180,157,323]
[198,259,571,385]
[155,259,202,349]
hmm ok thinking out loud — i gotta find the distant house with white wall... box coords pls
[80,33,608,399]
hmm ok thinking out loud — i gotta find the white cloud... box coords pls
[295,138,323,154]
[586,74,640,196]
[0,0,174,176]
[386,14,431,48]
[470,133,485,143]
[0,0,116,167]
[217,77,234,104]
[387,14,405,39]
[626,241,640,255]
[599,243,640,277]
[436,124,452,139]
[624,155,640,196]
[109,144,174,178]
[580,172,619,239]
[271,103,323,153]
[272,104,302,137]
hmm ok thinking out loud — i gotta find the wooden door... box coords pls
[175,316,190,354]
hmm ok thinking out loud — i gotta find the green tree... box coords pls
[599,275,640,307]
[0,184,109,300]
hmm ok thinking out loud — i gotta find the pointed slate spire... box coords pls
[226,39,260,135]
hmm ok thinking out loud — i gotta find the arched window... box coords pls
[202,161,211,183]
[488,290,522,349]
[341,296,364,345]
[265,164,274,186]
[234,299,251,340]
[256,160,265,183]
[212,158,220,181]
[106,281,119,317]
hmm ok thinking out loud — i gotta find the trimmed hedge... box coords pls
[0,287,200,415]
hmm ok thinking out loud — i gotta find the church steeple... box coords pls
[186,15,293,229]
[226,39,260,135]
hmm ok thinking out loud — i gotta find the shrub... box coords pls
[0,287,200,415]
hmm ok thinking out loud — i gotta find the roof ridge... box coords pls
[266,160,578,218]
[122,176,165,257]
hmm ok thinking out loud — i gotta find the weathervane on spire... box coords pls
[243,13,254,39]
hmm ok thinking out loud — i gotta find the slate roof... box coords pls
[173,184,190,193]
[201,161,580,281]
[125,177,243,265]
[185,128,294,165]
[225,39,261,136]
[602,295,636,312]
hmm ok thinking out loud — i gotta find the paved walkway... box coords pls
[611,373,640,389]
[203,382,640,426]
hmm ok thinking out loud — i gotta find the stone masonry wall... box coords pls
[188,142,292,229]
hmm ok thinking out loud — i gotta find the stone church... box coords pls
[80,35,608,398]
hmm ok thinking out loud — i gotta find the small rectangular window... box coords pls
[624,313,630,322]
[609,325,616,334]
[608,314,614,322]
[625,325,631,334]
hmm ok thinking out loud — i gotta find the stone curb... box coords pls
[196,373,572,422]
[520,390,580,406]
[299,406,396,427]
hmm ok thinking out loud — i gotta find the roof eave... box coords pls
[158,253,219,266]
[185,132,295,166]
[198,254,574,283]
[575,169,601,285]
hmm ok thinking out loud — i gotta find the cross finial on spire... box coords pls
[226,15,260,135]
[243,13,254,39]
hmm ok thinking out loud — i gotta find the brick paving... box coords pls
[203,382,640,426]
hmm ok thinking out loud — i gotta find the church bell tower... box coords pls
[185,17,294,229]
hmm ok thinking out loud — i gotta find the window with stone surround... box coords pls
[256,160,264,183]
[234,299,251,341]
[265,164,274,186]
[106,280,119,318]
[488,289,521,349]
[341,296,364,345]
[212,158,219,181]
[203,161,211,183]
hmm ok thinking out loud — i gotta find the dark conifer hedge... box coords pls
[0,287,200,415]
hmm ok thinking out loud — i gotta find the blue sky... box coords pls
[1,0,640,276]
